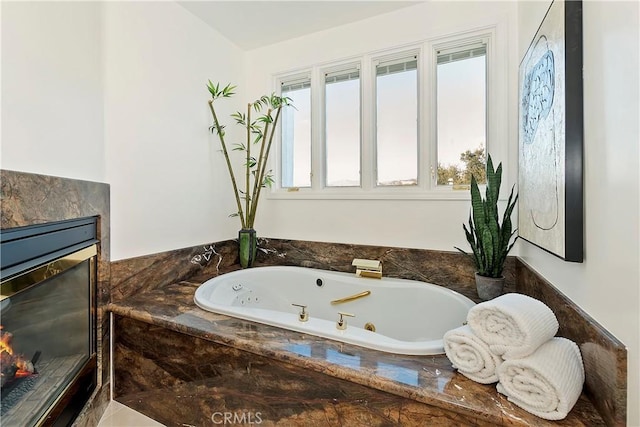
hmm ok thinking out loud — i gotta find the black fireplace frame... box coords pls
[1,216,99,427]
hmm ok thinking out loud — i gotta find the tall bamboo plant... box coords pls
[207,82,292,230]
[455,155,518,278]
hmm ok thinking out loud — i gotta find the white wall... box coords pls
[1,1,105,182]
[104,2,245,260]
[2,1,245,260]
[245,1,519,251]
[517,2,640,424]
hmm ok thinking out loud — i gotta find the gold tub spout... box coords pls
[330,290,371,305]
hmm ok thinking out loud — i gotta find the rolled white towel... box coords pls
[443,325,502,384]
[467,293,559,359]
[496,337,585,420]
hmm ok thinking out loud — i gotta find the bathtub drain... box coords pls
[364,322,376,332]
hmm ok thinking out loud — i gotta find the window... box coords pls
[280,77,312,188]
[273,28,500,199]
[375,55,418,186]
[436,42,487,186]
[324,67,361,187]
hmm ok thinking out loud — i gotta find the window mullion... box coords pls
[417,44,430,191]
[311,66,324,190]
[426,40,438,190]
[361,56,374,191]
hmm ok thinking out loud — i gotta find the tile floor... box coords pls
[97,401,164,427]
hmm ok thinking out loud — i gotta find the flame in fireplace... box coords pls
[1,326,15,354]
[0,325,36,386]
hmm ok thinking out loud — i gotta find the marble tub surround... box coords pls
[110,237,505,304]
[115,316,493,426]
[108,280,604,426]
[516,259,627,426]
[110,240,238,301]
[110,236,626,424]
[242,238,627,424]
[0,169,112,423]
[187,238,517,303]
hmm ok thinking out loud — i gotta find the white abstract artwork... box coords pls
[518,0,583,262]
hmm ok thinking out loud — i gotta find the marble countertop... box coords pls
[107,278,605,427]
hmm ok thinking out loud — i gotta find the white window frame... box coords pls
[430,32,491,191]
[278,72,313,189]
[321,62,363,189]
[372,49,421,190]
[269,25,507,201]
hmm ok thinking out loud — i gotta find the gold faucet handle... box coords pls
[330,290,371,305]
[336,312,355,330]
[291,303,309,322]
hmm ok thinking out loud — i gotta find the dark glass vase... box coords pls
[238,228,257,268]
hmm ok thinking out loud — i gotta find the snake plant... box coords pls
[455,155,518,278]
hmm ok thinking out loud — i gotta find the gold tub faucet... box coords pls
[351,258,382,279]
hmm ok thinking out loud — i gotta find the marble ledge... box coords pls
[107,280,605,427]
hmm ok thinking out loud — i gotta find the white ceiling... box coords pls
[178,1,422,50]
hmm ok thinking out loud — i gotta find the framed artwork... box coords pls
[518,0,584,262]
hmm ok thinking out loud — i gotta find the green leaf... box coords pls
[215,124,226,137]
[222,83,236,97]
[250,124,263,138]
[470,175,485,235]
[231,112,246,125]
[256,114,274,124]
[207,80,220,98]
[262,173,275,188]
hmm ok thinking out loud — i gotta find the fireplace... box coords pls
[1,217,98,427]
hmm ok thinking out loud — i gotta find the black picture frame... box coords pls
[518,0,584,262]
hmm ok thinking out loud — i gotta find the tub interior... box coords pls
[195,267,475,355]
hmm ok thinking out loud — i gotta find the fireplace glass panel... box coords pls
[1,257,93,427]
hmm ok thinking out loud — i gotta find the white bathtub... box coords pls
[194,266,475,355]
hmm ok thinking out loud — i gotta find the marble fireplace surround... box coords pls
[0,169,111,426]
[111,238,627,426]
